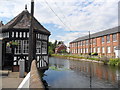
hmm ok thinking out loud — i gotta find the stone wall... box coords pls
[30,60,45,89]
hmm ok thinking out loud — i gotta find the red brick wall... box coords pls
[70,33,120,57]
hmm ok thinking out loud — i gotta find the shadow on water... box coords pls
[42,57,120,88]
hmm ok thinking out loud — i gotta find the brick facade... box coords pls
[70,27,120,57]
[55,44,67,53]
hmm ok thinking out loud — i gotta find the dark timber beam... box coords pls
[28,0,34,71]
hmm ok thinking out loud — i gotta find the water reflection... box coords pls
[69,60,119,84]
[43,57,120,88]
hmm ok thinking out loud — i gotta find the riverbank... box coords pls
[51,54,103,64]
[51,54,120,67]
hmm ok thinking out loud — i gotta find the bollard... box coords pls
[19,59,25,78]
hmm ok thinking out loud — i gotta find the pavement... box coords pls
[1,70,24,88]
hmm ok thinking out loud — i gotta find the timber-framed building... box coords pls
[0,7,51,71]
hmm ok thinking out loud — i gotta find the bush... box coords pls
[48,49,54,56]
[108,58,120,66]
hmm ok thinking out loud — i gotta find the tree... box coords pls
[58,41,64,45]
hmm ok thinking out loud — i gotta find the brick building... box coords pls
[55,44,67,53]
[69,26,120,57]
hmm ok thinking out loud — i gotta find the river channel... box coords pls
[43,57,120,88]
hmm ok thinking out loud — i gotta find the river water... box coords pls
[43,57,120,88]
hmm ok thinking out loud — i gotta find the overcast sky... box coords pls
[0,0,119,46]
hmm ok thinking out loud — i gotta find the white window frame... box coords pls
[102,47,105,53]
[97,47,100,53]
[107,46,111,53]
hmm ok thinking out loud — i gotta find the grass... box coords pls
[108,58,120,67]
[51,54,120,67]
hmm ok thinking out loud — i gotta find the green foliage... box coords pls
[48,40,66,55]
[88,57,100,61]
[60,49,67,54]
[49,66,69,71]
[108,58,120,67]
[91,53,98,56]
[58,41,64,45]
[48,40,59,55]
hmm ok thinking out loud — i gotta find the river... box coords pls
[43,57,120,88]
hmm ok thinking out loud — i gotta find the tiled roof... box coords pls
[0,21,3,27]
[2,9,50,35]
[70,26,120,43]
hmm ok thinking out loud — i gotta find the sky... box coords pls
[0,0,119,46]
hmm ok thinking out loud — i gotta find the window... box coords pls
[16,32,18,37]
[81,41,83,46]
[80,49,81,53]
[12,32,14,37]
[97,47,100,53]
[23,32,26,38]
[23,40,29,54]
[14,40,29,54]
[36,41,41,54]
[3,32,9,38]
[113,46,116,52]
[113,34,117,42]
[79,42,82,46]
[93,47,96,53]
[76,49,77,53]
[15,40,22,54]
[86,48,88,53]
[83,41,85,46]
[75,43,77,47]
[107,46,111,53]
[27,32,29,38]
[20,32,22,38]
[102,37,104,43]
[90,48,92,53]
[86,40,89,45]
[74,49,75,53]
[42,41,47,54]
[83,48,85,53]
[93,39,96,44]
[81,48,82,53]
[107,35,110,43]
[102,47,104,53]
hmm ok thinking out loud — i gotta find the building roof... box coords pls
[0,21,3,27]
[1,9,50,35]
[56,44,67,49]
[70,26,120,43]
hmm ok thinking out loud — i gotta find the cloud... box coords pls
[55,32,88,46]
[0,0,119,46]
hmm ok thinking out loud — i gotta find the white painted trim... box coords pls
[18,72,30,89]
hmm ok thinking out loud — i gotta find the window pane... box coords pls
[36,41,41,54]
[107,35,110,42]
[113,34,117,42]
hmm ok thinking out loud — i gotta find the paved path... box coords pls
[1,70,24,88]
